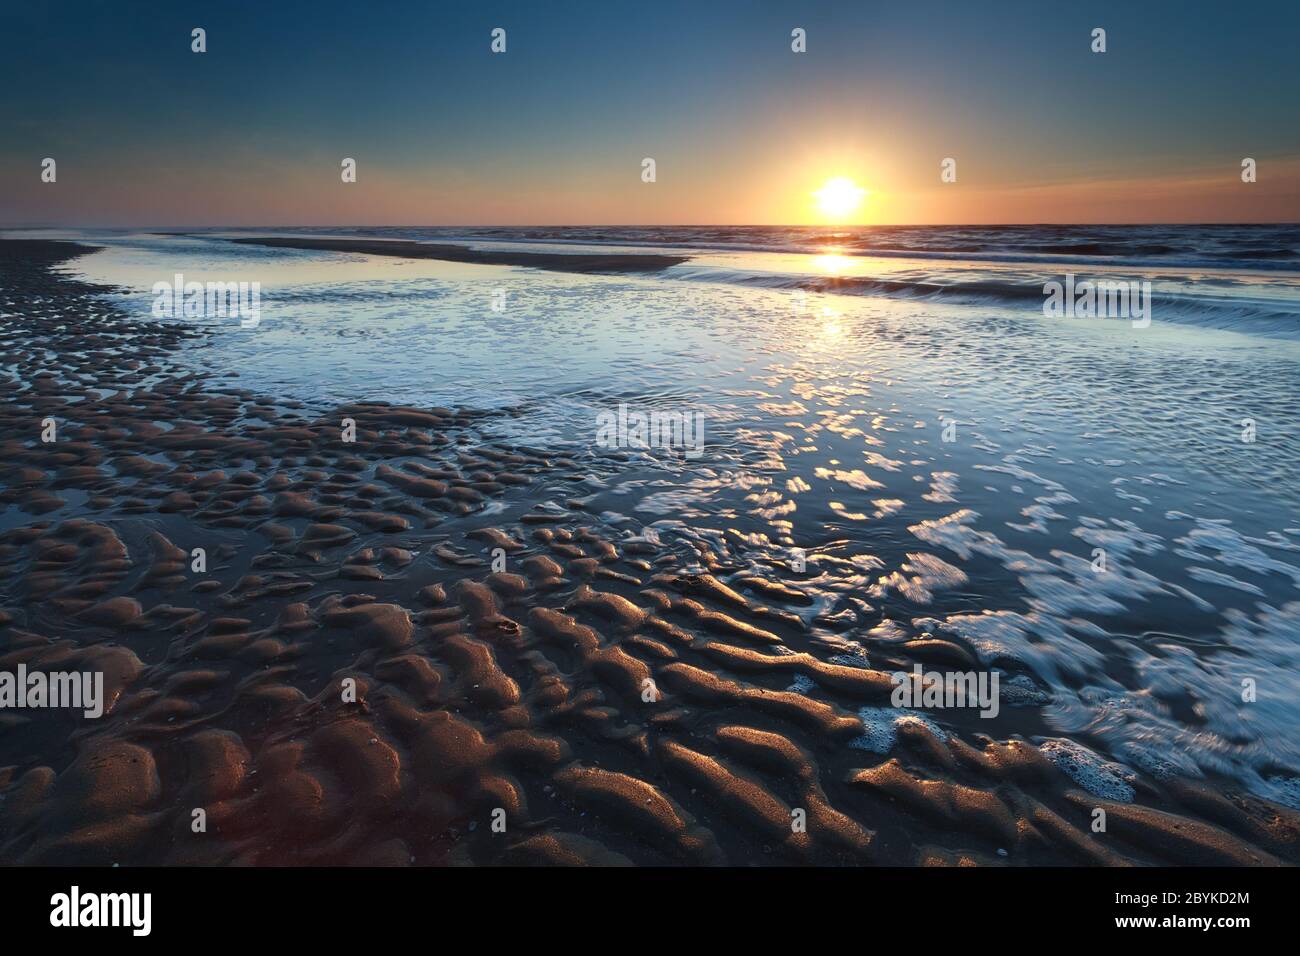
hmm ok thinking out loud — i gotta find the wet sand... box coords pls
[226,236,689,273]
[1,238,1297,866]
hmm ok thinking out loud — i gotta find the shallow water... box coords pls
[51,229,1300,809]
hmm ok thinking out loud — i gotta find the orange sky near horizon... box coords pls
[7,153,1298,228]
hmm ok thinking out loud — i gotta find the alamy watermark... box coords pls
[596,403,705,458]
[1043,273,1150,328]
[890,663,1000,718]
[0,664,104,718]
[50,886,151,936]
[152,272,261,328]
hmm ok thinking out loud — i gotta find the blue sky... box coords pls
[3,0,1298,224]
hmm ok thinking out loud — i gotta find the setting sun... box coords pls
[813,177,867,219]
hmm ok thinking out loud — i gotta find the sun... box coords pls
[813,177,867,220]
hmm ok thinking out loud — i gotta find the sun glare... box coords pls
[813,252,850,274]
[813,177,867,220]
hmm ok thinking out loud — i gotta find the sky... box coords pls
[2,0,1298,226]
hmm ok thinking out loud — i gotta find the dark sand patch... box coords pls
[226,236,689,273]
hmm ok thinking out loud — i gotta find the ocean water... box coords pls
[41,225,1300,808]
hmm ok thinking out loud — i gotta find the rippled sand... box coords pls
[2,238,1298,866]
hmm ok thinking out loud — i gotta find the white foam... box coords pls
[850,706,947,754]
[1038,738,1137,802]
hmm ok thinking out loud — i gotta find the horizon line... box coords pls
[5,221,1300,231]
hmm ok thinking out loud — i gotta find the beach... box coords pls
[1,230,1299,866]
